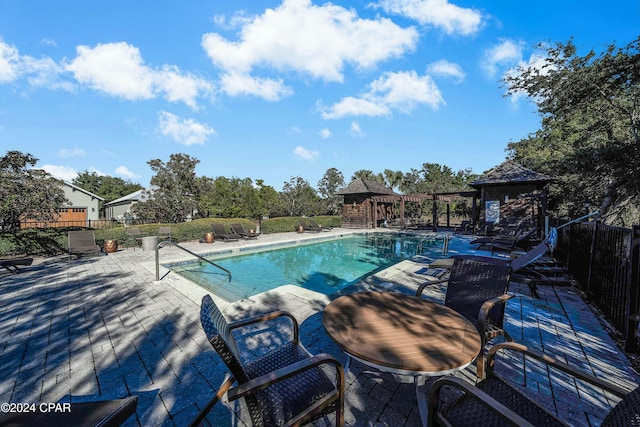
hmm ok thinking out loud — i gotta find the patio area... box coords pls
[0,229,638,426]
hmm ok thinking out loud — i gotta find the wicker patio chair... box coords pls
[426,341,639,426]
[416,257,513,378]
[193,295,345,427]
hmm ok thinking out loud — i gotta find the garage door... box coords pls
[57,207,87,227]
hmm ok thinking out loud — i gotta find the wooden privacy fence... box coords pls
[556,222,640,352]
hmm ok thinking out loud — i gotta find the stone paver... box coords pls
[0,229,638,426]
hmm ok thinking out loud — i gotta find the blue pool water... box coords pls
[170,233,472,302]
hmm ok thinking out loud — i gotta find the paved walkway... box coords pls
[0,229,638,426]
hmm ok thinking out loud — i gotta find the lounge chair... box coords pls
[427,341,639,426]
[0,396,137,426]
[415,257,513,378]
[308,219,331,231]
[68,230,103,260]
[0,257,33,274]
[299,219,321,232]
[126,227,143,250]
[193,295,345,426]
[230,223,258,239]
[211,224,239,242]
[472,226,538,254]
[460,229,565,296]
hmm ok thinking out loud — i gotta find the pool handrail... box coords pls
[155,241,232,282]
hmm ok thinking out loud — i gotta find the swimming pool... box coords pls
[170,233,473,302]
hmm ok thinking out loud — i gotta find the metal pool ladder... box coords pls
[155,241,231,282]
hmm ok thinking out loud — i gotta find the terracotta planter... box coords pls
[204,232,215,243]
[297,225,304,234]
[104,239,118,253]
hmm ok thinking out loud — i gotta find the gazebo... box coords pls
[337,178,399,229]
[470,160,552,232]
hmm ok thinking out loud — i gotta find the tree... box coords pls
[351,169,380,182]
[132,153,201,223]
[380,169,403,191]
[317,168,345,215]
[0,151,66,229]
[72,171,142,204]
[503,37,640,225]
[279,176,320,216]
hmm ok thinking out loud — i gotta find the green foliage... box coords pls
[278,176,321,216]
[504,37,640,225]
[0,151,67,228]
[132,153,201,223]
[72,171,142,204]
[317,168,345,215]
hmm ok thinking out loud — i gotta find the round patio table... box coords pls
[323,291,481,423]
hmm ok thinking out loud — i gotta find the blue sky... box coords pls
[1,0,638,191]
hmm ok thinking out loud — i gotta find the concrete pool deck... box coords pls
[0,228,638,426]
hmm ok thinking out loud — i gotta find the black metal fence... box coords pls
[556,222,640,352]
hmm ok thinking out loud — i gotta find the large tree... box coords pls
[132,153,201,223]
[72,170,142,204]
[279,176,320,217]
[503,37,640,225]
[0,151,66,229]
[317,168,345,215]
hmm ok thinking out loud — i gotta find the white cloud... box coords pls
[41,164,78,181]
[482,39,524,78]
[115,165,140,179]
[0,39,69,89]
[287,126,302,134]
[427,59,465,83]
[157,111,216,145]
[349,121,364,137]
[213,11,255,30]
[202,0,418,99]
[293,145,319,160]
[220,72,292,101]
[319,70,444,119]
[319,128,332,139]
[372,0,484,35]
[66,42,212,108]
[40,38,57,47]
[58,148,86,157]
[0,40,20,83]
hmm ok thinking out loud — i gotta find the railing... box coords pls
[556,221,640,352]
[155,240,231,282]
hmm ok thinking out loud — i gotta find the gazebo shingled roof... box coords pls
[336,178,398,196]
[470,160,552,188]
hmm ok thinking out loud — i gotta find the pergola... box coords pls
[371,190,478,231]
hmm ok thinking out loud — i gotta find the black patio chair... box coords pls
[231,223,258,239]
[193,295,345,427]
[416,257,513,378]
[211,223,239,242]
[427,341,639,426]
[125,227,143,250]
[68,230,103,259]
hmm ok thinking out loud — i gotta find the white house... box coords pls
[103,187,155,221]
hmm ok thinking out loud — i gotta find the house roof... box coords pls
[63,181,105,201]
[103,187,156,206]
[336,178,398,196]
[470,161,552,188]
